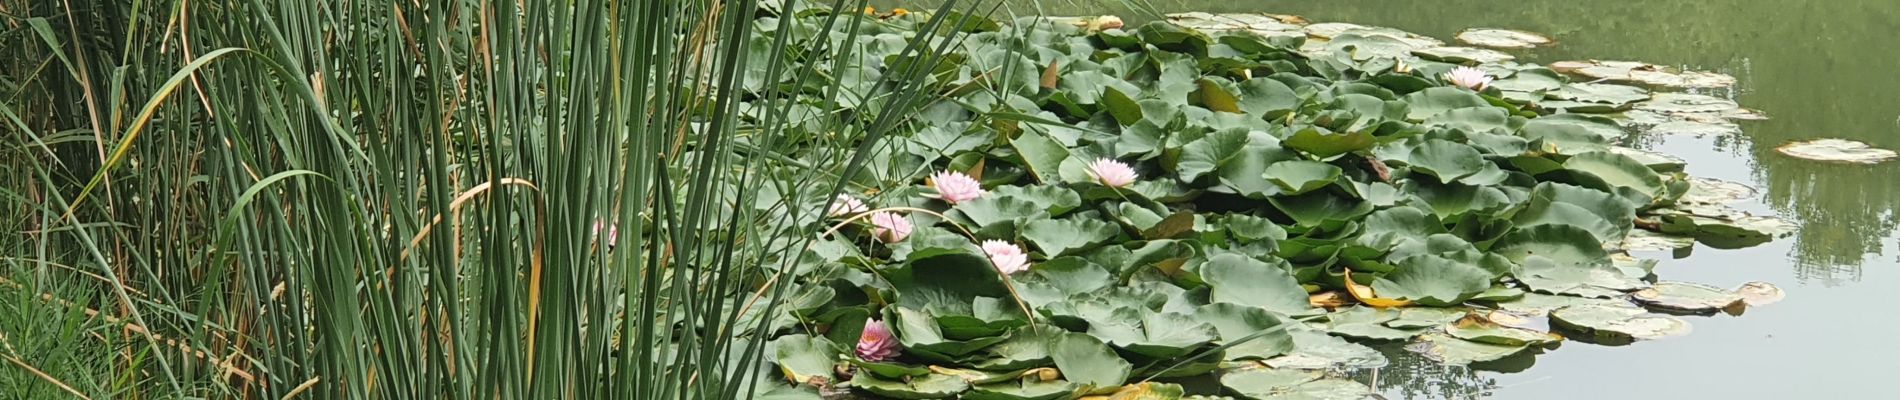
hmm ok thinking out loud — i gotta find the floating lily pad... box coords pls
[1405,333,1531,366]
[1610,146,1687,173]
[1386,307,1470,329]
[1631,281,1746,315]
[1445,314,1563,346]
[1547,82,1649,108]
[967,379,1078,400]
[1489,292,1632,316]
[1264,329,1389,369]
[1549,304,1691,345]
[1678,178,1756,204]
[1549,60,1736,88]
[1734,281,1785,307]
[1166,12,1305,36]
[1322,307,1425,341]
[1413,46,1516,64]
[1775,139,1899,164]
[1455,28,1553,49]
[1619,229,1695,251]
[1646,120,1741,137]
[852,373,971,399]
[1220,368,1371,400]
[1637,93,1741,114]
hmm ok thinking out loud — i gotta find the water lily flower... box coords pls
[1086,158,1138,188]
[928,171,986,205]
[868,212,913,243]
[981,240,1030,275]
[593,220,618,249]
[827,194,869,218]
[1444,66,1493,91]
[857,318,901,362]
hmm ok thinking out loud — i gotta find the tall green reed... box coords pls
[0,0,987,398]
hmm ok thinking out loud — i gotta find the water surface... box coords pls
[889,1,1900,397]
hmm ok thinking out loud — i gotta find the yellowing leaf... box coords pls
[1343,268,1414,308]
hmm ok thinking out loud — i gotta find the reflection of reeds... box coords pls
[0,0,980,397]
[1350,344,1501,399]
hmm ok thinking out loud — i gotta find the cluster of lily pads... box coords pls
[747,7,1804,400]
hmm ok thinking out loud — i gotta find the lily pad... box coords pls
[1048,332,1132,389]
[1489,292,1632,316]
[1444,314,1563,346]
[1455,28,1553,49]
[1734,281,1785,307]
[1549,304,1692,344]
[1413,46,1516,64]
[1195,303,1297,361]
[1637,93,1741,114]
[1775,139,1899,164]
[1678,178,1756,204]
[1609,146,1687,173]
[967,379,1078,400]
[852,373,971,399]
[1630,281,1745,314]
[1549,60,1736,89]
[1646,120,1742,137]
[1220,368,1373,400]
[1547,82,1649,107]
[1322,307,1426,341]
[1618,229,1695,251]
[1265,329,1389,369]
[1405,333,1530,366]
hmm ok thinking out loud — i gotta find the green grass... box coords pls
[0,0,986,398]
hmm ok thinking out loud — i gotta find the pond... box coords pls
[878,1,1900,398]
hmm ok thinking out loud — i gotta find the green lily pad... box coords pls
[1455,28,1553,49]
[1322,307,1426,341]
[1048,332,1132,389]
[1631,281,1745,315]
[1646,121,1741,137]
[1406,139,1487,182]
[1413,46,1515,64]
[1264,329,1389,369]
[1444,314,1563,346]
[852,373,970,399]
[1735,281,1785,307]
[1219,368,1372,400]
[1609,146,1687,173]
[1678,178,1756,205]
[1549,304,1692,344]
[1637,93,1741,114]
[1517,255,1646,299]
[1201,254,1313,315]
[1088,310,1218,359]
[1489,292,1632,316]
[1194,303,1297,361]
[1405,332,1530,366]
[1618,229,1695,251]
[1562,151,1667,202]
[772,334,840,385]
[1548,82,1649,107]
[1402,87,1491,121]
[1371,254,1495,306]
[1387,307,1470,329]
[1264,160,1344,195]
[1549,60,1737,88]
[967,379,1078,400]
[1023,218,1119,257]
[1775,139,1899,164]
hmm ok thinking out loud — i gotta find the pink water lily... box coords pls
[928,171,986,205]
[593,220,619,248]
[868,212,913,243]
[1086,158,1138,188]
[827,194,869,218]
[857,318,901,362]
[1444,66,1493,91]
[981,240,1030,275]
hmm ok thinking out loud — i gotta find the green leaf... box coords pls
[1087,310,1218,358]
[1562,151,1666,203]
[1371,254,1495,306]
[772,335,840,384]
[1177,129,1250,182]
[1404,333,1531,366]
[1322,307,1425,341]
[1401,87,1491,121]
[967,379,1078,400]
[1268,191,1374,228]
[1224,214,1290,242]
[1193,78,1243,113]
[1103,86,1143,126]
[1048,332,1132,389]
[1238,78,1300,116]
[1406,139,1486,181]
[851,373,971,399]
[954,197,1049,228]
[1193,303,1296,360]
[1199,254,1311,315]
[1264,329,1389,370]
[1549,305,1691,345]
[1283,127,1376,159]
[1013,128,1072,183]
[1263,160,1343,195]
[1022,218,1119,257]
[1630,281,1746,314]
[989,185,1083,216]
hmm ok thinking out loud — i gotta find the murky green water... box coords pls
[890,1,1900,397]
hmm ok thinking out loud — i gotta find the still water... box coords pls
[890,1,1900,398]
